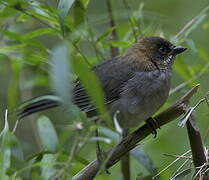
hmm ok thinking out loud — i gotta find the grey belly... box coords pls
[110,71,171,128]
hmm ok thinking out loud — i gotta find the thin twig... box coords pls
[173,5,209,42]
[170,61,209,95]
[72,42,92,67]
[171,159,192,179]
[122,0,138,42]
[153,150,192,179]
[85,19,105,61]
[163,153,192,160]
[193,163,208,179]
[106,1,130,179]
[106,0,119,58]
[55,133,80,179]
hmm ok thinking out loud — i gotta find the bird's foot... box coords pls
[145,117,160,138]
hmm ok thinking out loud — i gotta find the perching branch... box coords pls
[72,84,200,180]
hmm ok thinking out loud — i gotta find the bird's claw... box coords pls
[146,117,160,138]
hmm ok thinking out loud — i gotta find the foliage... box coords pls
[0,0,209,179]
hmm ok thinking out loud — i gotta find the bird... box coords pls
[17,36,187,133]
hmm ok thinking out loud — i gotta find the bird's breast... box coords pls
[114,70,171,127]
[136,70,171,115]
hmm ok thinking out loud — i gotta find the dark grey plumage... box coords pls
[17,36,186,128]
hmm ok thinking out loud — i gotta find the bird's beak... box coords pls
[173,46,187,55]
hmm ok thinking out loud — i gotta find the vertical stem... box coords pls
[186,112,208,178]
[122,0,138,42]
[86,18,105,61]
[106,0,119,58]
[121,128,130,180]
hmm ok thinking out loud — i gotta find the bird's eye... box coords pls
[159,46,168,54]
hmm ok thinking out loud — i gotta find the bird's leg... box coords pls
[145,117,160,138]
[94,121,110,174]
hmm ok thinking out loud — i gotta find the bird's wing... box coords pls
[72,58,136,116]
[16,57,138,118]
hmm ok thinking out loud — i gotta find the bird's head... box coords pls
[124,36,187,71]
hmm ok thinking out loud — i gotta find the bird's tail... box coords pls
[16,95,61,119]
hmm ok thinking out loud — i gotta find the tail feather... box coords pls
[16,95,61,119]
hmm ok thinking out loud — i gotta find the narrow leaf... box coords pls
[41,154,57,179]
[22,28,55,40]
[72,56,111,124]
[0,110,11,180]
[58,0,75,34]
[37,116,58,152]
[50,42,72,107]
[96,27,115,42]
[131,147,158,176]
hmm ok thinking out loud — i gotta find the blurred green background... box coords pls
[0,0,209,179]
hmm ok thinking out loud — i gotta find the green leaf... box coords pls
[28,10,59,26]
[26,150,53,162]
[131,147,158,176]
[72,56,111,124]
[75,155,89,165]
[73,0,85,28]
[0,110,11,180]
[0,6,16,18]
[8,59,22,109]
[58,0,75,34]
[50,42,80,120]
[80,0,90,8]
[22,28,56,40]
[41,154,57,179]
[50,42,72,106]
[108,40,132,48]
[37,116,58,152]
[28,0,59,26]
[2,31,47,49]
[99,127,157,176]
[96,27,115,43]
[0,44,26,55]
[16,13,29,22]
[99,127,120,141]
